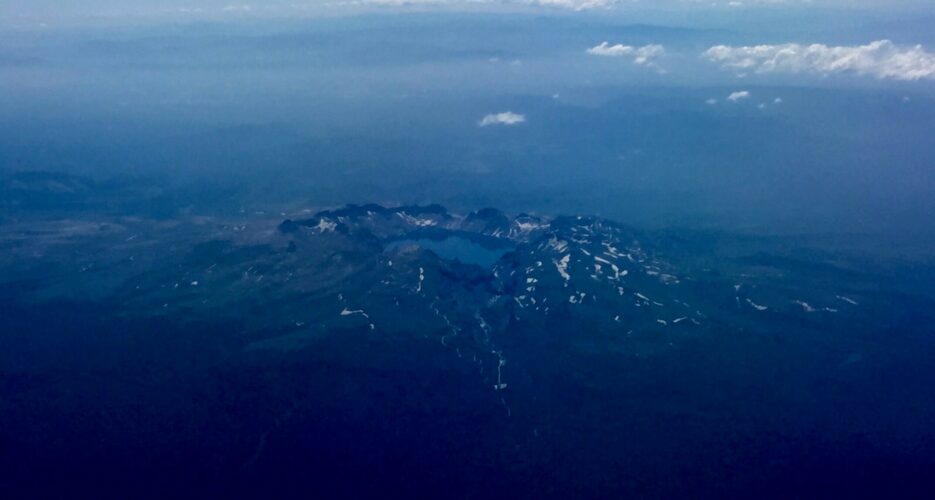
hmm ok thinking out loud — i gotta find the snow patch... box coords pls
[837,295,859,306]
[397,212,437,227]
[555,254,571,282]
[795,300,816,312]
[746,298,768,311]
[548,237,569,254]
[315,218,337,233]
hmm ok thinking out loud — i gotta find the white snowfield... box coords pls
[315,218,337,233]
[746,298,768,311]
[837,295,859,306]
[555,254,571,282]
[397,212,437,227]
[341,308,369,318]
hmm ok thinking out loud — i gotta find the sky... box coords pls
[2,0,933,24]
[1,0,933,239]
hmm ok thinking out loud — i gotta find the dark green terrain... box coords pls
[2,178,934,498]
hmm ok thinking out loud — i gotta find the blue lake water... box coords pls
[386,236,512,268]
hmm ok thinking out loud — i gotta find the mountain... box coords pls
[86,203,885,394]
[2,203,935,498]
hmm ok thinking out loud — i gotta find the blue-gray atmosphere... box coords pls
[1,1,934,498]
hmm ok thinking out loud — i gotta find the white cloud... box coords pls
[704,40,935,81]
[349,0,458,6]
[727,90,750,102]
[345,0,614,9]
[587,42,635,57]
[524,0,618,10]
[221,4,253,12]
[479,112,526,127]
[587,42,666,67]
[706,98,718,105]
[587,43,665,65]
[341,0,818,11]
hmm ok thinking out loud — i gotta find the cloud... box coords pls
[348,0,457,6]
[479,112,526,127]
[524,0,618,10]
[587,42,666,67]
[221,4,253,12]
[703,40,935,81]
[587,42,634,57]
[347,0,614,9]
[727,91,750,102]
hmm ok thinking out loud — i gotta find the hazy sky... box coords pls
[2,0,933,22]
[1,0,932,236]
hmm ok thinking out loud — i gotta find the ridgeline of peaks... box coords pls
[179,203,864,395]
[279,204,550,243]
[7,203,870,399]
[1,200,911,474]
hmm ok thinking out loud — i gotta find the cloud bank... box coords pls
[479,112,526,127]
[704,40,935,81]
